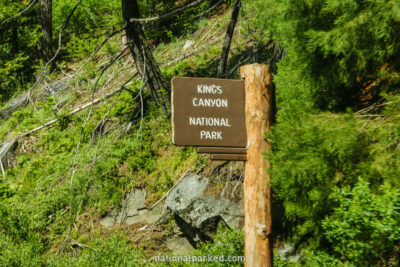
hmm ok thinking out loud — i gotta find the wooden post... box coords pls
[240,64,273,267]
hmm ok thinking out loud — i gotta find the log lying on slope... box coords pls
[0,88,122,174]
[0,92,29,120]
[0,138,18,176]
[19,88,123,138]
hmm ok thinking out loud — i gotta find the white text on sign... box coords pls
[189,117,231,127]
[200,131,222,140]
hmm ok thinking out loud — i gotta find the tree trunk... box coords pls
[37,0,53,65]
[241,64,274,267]
[122,0,170,115]
[217,0,240,78]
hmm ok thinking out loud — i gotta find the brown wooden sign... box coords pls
[171,77,246,147]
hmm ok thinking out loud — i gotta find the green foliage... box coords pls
[156,226,245,267]
[0,201,47,266]
[0,0,40,101]
[3,0,399,265]
[53,0,122,59]
[247,0,400,110]
[322,180,400,265]
[246,0,400,265]
[269,91,400,265]
[194,227,244,267]
[47,234,145,267]
[303,251,350,267]
[0,234,46,267]
[0,83,201,264]
[53,0,121,36]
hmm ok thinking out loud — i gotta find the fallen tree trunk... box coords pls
[0,88,124,174]
[19,88,123,137]
[0,138,18,176]
[0,92,29,120]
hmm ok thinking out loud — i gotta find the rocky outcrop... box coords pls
[166,167,244,243]
[100,162,244,252]
[100,189,164,228]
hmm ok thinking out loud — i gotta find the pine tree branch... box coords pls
[1,0,38,25]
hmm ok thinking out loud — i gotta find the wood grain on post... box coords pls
[240,64,273,267]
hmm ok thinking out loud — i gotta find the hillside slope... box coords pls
[0,6,257,266]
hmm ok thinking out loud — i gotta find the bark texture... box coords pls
[122,0,170,115]
[217,0,240,78]
[37,0,53,64]
[240,64,273,267]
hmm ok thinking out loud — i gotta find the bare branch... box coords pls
[60,27,126,91]
[135,45,147,142]
[1,0,38,25]
[90,73,139,168]
[0,160,5,178]
[190,0,224,21]
[130,0,206,23]
[17,87,126,138]
[27,0,83,102]
[69,47,127,187]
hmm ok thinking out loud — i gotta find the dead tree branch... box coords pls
[1,0,38,25]
[69,47,127,187]
[90,73,139,168]
[27,0,82,103]
[217,0,241,78]
[17,87,125,138]
[190,0,224,21]
[57,27,126,92]
[149,169,191,210]
[130,0,206,23]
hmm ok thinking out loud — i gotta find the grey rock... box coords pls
[100,188,163,228]
[125,189,147,217]
[144,205,164,224]
[166,172,244,243]
[166,236,194,255]
[125,210,145,225]
[277,244,304,263]
[99,215,116,228]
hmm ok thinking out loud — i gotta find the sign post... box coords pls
[240,64,273,267]
[171,64,274,266]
